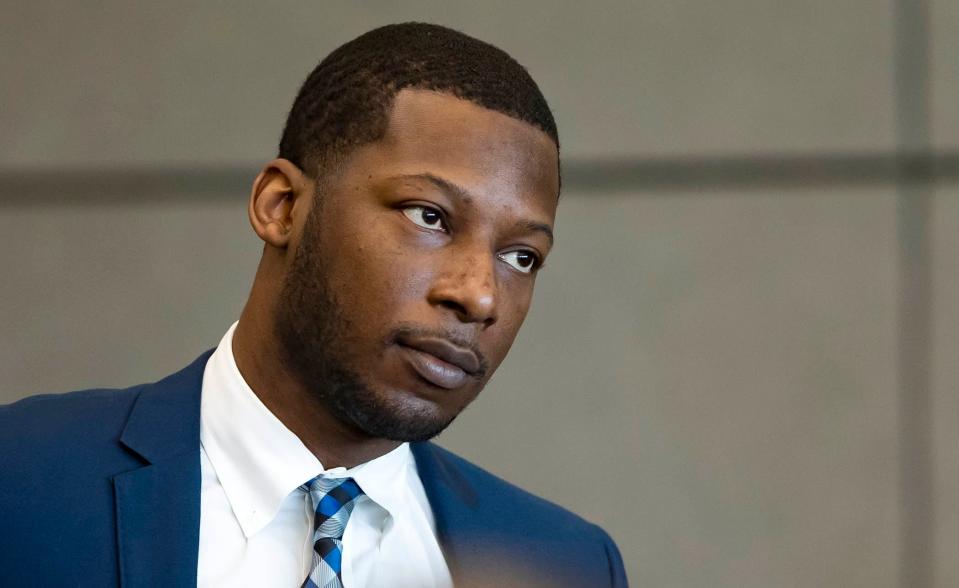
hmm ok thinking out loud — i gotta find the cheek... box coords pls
[484,279,536,362]
[501,271,536,320]
[327,232,432,321]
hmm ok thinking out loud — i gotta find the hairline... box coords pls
[297,88,562,203]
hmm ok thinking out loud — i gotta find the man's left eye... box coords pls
[401,205,448,232]
[498,250,539,274]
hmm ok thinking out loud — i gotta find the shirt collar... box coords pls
[331,441,414,521]
[200,322,414,538]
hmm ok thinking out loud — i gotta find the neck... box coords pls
[231,297,401,469]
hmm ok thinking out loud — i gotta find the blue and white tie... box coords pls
[301,476,365,588]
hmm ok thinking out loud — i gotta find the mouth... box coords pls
[395,333,482,390]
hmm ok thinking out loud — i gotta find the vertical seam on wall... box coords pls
[895,0,935,585]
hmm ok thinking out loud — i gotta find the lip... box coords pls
[396,335,481,375]
[395,335,481,390]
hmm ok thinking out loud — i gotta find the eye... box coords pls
[498,250,540,274]
[401,205,448,232]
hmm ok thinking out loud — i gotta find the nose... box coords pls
[427,247,498,328]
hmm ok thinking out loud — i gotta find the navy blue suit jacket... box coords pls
[0,351,627,587]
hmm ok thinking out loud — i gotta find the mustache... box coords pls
[388,324,490,378]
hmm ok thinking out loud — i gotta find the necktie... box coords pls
[302,476,365,588]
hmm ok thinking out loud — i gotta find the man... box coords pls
[0,23,627,587]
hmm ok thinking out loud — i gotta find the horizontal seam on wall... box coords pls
[1,151,958,206]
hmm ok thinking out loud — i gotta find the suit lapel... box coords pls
[113,351,212,588]
[113,454,202,587]
[412,443,553,586]
[411,442,480,584]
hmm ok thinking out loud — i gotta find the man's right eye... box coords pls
[401,205,448,232]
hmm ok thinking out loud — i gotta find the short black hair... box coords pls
[278,22,558,179]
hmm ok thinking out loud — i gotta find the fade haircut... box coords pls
[278,22,559,180]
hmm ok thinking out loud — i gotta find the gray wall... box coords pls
[2,2,957,586]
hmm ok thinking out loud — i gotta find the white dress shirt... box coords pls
[197,323,453,587]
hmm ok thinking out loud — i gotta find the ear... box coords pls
[248,158,312,249]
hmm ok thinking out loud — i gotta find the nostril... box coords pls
[439,299,468,317]
[437,298,496,326]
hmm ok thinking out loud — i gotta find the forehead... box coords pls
[358,89,560,213]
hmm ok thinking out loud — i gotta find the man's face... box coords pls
[275,88,560,442]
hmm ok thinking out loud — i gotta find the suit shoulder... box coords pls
[0,385,144,466]
[1,385,142,431]
[418,443,629,585]
[424,442,605,534]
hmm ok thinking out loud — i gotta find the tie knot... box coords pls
[304,476,365,528]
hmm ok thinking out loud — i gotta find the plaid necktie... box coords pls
[301,476,365,588]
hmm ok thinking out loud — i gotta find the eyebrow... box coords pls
[518,220,554,246]
[389,173,554,246]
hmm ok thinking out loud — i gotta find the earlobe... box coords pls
[248,159,309,249]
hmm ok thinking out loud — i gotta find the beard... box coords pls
[273,201,459,442]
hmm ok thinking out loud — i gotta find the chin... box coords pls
[322,377,464,442]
